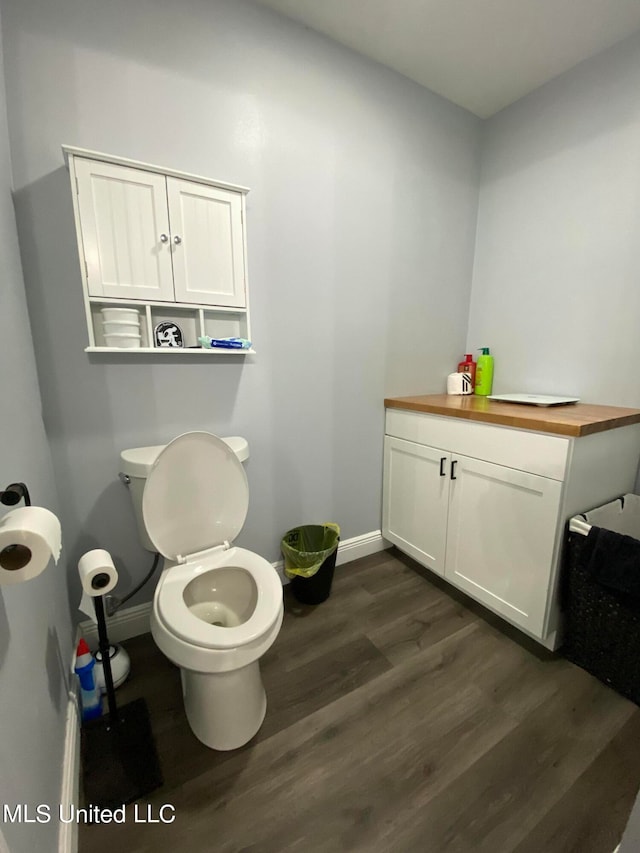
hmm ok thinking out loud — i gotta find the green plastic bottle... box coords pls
[475,347,494,396]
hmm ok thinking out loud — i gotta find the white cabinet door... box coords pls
[445,454,562,637]
[74,159,175,302]
[382,437,450,577]
[167,178,246,307]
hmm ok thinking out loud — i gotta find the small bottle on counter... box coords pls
[457,354,477,389]
[475,348,494,396]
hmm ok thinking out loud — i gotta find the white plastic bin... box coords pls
[102,320,141,335]
[101,307,141,325]
[104,332,142,349]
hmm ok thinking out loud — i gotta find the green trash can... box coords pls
[281,523,340,604]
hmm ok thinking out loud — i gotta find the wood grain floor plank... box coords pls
[259,633,392,740]
[146,631,391,793]
[276,552,459,673]
[354,571,453,634]
[352,552,443,597]
[383,677,637,853]
[263,583,375,673]
[512,712,640,853]
[90,624,501,853]
[80,551,640,853]
[366,593,479,666]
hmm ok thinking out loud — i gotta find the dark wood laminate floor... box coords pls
[80,549,640,853]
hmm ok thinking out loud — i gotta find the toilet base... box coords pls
[181,661,267,750]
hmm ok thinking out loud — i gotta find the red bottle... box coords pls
[457,353,476,388]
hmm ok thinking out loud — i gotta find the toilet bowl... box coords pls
[120,431,283,750]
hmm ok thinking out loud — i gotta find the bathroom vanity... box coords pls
[383,394,640,649]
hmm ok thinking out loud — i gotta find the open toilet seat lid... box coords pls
[142,432,249,561]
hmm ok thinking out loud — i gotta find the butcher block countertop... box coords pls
[384,394,640,437]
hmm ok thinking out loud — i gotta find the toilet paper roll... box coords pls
[447,372,473,395]
[78,549,118,597]
[0,506,62,585]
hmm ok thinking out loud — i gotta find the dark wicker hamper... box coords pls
[563,528,640,705]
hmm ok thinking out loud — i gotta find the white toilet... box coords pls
[119,432,284,751]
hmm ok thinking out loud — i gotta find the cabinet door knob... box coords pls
[451,460,457,480]
[173,235,182,245]
[159,233,169,243]
[440,457,446,477]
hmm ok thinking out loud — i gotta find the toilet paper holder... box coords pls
[0,482,31,507]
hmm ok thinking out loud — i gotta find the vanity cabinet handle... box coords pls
[451,460,457,480]
[173,235,182,245]
[439,457,446,477]
[159,233,169,243]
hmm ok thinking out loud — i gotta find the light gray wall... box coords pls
[1,0,481,608]
[0,9,74,852]
[467,32,640,405]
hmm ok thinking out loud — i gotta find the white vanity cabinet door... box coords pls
[382,437,450,577]
[74,159,175,302]
[445,454,562,637]
[167,178,246,308]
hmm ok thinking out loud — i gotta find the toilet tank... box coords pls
[120,436,250,553]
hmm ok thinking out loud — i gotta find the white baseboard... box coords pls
[79,600,154,648]
[58,678,80,852]
[78,530,389,646]
[336,529,388,565]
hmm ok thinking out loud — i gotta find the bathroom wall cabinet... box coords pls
[382,397,640,649]
[63,146,253,354]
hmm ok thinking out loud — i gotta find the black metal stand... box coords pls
[94,594,118,725]
[80,593,163,810]
[0,482,31,507]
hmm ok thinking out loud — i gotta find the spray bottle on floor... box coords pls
[75,638,102,721]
